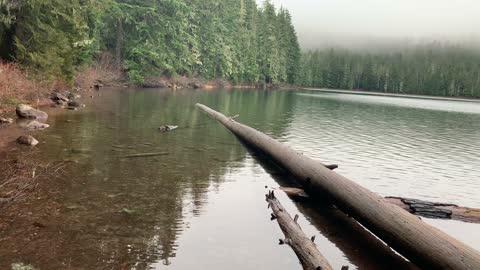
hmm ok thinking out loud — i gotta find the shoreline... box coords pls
[302,88,480,103]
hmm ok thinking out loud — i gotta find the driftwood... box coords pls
[258,157,420,269]
[387,196,480,224]
[280,187,480,224]
[266,191,335,270]
[123,152,169,158]
[196,103,480,270]
[158,125,178,132]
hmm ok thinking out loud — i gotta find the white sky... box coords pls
[257,0,480,49]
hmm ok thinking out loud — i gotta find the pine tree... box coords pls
[3,0,98,82]
[1,0,302,87]
[300,45,480,97]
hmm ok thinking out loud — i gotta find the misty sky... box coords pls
[259,0,480,49]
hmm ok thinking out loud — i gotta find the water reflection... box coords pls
[0,88,296,269]
[0,88,479,270]
[291,91,480,207]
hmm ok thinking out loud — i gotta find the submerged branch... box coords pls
[266,190,335,270]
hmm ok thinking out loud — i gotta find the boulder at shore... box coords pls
[55,99,67,106]
[50,92,69,102]
[188,82,202,89]
[0,117,13,125]
[16,104,48,119]
[67,100,81,108]
[17,135,39,146]
[67,92,81,100]
[20,120,50,130]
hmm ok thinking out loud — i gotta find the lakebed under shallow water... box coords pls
[0,88,479,269]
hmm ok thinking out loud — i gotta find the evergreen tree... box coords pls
[300,45,480,98]
[1,0,99,82]
[0,0,301,86]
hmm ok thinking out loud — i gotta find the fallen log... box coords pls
[196,103,480,270]
[266,191,335,270]
[259,158,419,269]
[279,187,480,224]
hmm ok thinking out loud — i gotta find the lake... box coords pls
[0,88,479,269]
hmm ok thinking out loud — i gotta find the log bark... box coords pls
[280,187,480,224]
[196,103,480,270]
[266,191,334,270]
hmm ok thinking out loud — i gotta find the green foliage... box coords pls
[0,0,101,83]
[98,0,301,85]
[127,70,144,84]
[299,46,480,98]
[0,0,301,85]
[4,0,478,95]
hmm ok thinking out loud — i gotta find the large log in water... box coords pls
[195,103,480,270]
[266,191,334,270]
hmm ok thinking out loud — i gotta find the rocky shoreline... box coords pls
[0,78,230,217]
[0,86,92,212]
[0,88,88,146]
[0,77,232,200]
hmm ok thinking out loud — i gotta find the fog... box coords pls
[259,0,480,50]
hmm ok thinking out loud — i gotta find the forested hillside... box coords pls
[0,0,300,86]
[2,1,479,97]
[299,45,480,98]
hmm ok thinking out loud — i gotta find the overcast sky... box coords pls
[258,0,480,49]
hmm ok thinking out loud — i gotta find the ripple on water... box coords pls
[292,92,480,207]
[1,88,479,270]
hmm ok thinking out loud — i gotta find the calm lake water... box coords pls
[1,88,480,269]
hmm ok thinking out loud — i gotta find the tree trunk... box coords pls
[266,191,334,270]
[115,19,124,69]
[196,103,480,270]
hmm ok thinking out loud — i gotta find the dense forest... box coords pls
[0,0,300,85]
[1,1,479,97]
[299,45,480,98]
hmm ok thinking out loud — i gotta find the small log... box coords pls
[196,103,480,270]
[123,152,169,158]
[266,191,334,270]
[280,187,480,224]
[158,125,178,132]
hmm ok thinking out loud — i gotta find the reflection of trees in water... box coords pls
[0,89,297,269]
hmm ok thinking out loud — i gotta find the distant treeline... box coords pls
[0,0,300,85]
[299,46,480,98]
